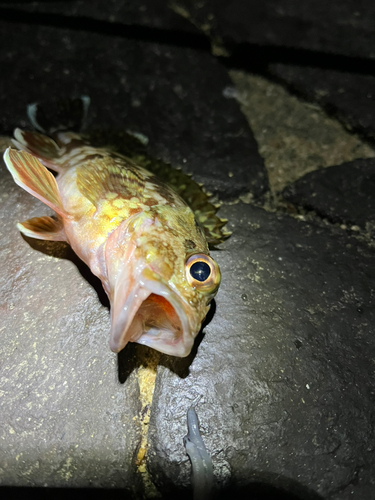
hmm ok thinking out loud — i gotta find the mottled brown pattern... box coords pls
[76,156,147,207]
[87,130,230,246]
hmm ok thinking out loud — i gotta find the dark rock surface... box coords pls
[1,0,199,34]
[269,64,375,143]
[148,203,375,500]
[172,0,375,59]
[283,158,375,233]
[5,1,375,61]
[0,18,266,200]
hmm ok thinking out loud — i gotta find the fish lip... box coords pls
[109,267,197,357]
[108,283,152,352]
[138,272,194,354]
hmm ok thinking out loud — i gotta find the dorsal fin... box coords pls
[142,161,230,246]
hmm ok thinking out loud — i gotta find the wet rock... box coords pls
[283,158,375,233]
[148,202,375,500]
[0,156,142,491]
[269,64,375,143]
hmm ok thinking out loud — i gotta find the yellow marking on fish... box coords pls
[112,199,125,209]
[106,192,117,200]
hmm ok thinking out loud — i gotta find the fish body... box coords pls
[4,104,226,357]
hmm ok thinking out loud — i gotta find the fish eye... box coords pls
[190,261,211,282]
[186,254,221,294]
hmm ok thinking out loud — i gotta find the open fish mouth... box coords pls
[109,268,195,357]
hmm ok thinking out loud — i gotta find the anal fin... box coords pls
[4,148,69,218]
[18,216,66,241]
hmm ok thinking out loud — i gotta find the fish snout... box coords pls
[108,265,199,357]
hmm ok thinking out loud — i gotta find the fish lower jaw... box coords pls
[134,326,195,357]
[109,283,196,357]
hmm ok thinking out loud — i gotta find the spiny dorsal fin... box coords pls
[3,148,68,218]
[17,216,66,241]
[143,161,230,246]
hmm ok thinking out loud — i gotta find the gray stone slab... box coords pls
[228,71,375,193]
[148,203,375,500]
[0,20,267,200]
[282,158,375,234]
[0,154,142,491]
[269,64,375,143]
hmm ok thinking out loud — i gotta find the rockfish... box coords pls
[3,98,228,357]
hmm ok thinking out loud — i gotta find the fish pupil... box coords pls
[190,261,211,282]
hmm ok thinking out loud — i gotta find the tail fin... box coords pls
[11,96,90,173]
[27,96,90,134]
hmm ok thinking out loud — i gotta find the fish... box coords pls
[3,97,229,357]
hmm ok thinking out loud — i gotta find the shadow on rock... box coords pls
[0,486,136,500]
[214,481,324,500]
[157,479,324,500]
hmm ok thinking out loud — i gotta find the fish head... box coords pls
[103,206,221,357]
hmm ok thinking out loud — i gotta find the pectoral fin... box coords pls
[17,216,66,241]
[3,148,68,218]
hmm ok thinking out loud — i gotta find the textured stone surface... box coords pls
[269,64,375,143]
[0,155,141,492]
[148,203,375,500]
[283,158,375,234]
[2,0,199,34]
[228,71,375,192]
[6,1,375,61]
[172,0,375,59]
[0,20,267,201]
